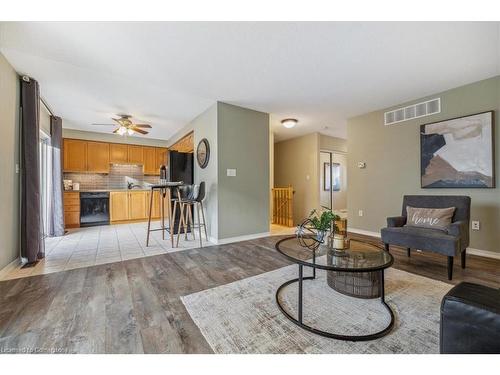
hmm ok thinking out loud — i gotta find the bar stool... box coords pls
[146,183,183,247]
[176,182,208,248]
[172,185,196,242]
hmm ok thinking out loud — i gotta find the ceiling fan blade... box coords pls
[112,127,120,134]
[112,118,124,125]
[130,127,148,135]
[134,124,152,128]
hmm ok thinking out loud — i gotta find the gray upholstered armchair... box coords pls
[381,195,471,280]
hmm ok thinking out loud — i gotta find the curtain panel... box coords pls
[20,76,45,263]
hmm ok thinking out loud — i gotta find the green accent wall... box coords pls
[347,76,500,254]
[191,102,270,241]
[0,52,20,270]
[217,102,270,239]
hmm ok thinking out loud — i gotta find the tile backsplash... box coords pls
[64,164,161,190]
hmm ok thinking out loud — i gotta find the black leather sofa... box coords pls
[440,282,500,354]
[381,195,471,280]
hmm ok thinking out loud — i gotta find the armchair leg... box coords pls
[461,249,466,269]
[407,248,411,257]
[384,243,390,252]
[447,256,454,281]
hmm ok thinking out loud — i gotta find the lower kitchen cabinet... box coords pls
[146,190,161,219]
[110,191,160,222]
[129,191,147,220]
[64,191,80,228]
[110,192,129,221]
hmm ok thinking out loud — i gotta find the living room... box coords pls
[1,2,499,374]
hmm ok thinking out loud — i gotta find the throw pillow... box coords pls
[405,206,455,231]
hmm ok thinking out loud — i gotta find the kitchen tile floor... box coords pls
[1,221,215,281]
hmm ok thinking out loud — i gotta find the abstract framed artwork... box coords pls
[420,111,495,188]
[323,162,341,191]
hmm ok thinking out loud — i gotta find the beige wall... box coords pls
[62,128,170,147]
[274,133,320,225]
[0,52,20,270]
[217,102,270,239]
[320,133,348,153]
[347,76,500,254]
[275,133,347,225]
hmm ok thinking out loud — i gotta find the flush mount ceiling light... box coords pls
[281,118,298,129]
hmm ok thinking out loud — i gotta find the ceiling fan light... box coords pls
[117,126,127,135]
[281,118,298,129]
[127,128,134,135]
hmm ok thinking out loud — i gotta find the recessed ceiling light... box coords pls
[281,118,298,129]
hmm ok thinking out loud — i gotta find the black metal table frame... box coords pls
[275,236,395,341]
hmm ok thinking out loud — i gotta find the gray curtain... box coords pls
[20,76,45,263]
[49,116,65,237]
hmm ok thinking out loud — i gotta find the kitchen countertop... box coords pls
[64,188,152,193]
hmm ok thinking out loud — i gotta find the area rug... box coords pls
[181,263,453,353]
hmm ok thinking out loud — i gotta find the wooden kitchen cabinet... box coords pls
[143,146,157,175]
[109,143,128,164]
[129,191,147,220]
[146,190,161,219]
[156,148,168,173]
[86,141,110,173]
[64,191,80,228]
[110,192,129,221]
[128,145,144,164]
[63,139,87,172]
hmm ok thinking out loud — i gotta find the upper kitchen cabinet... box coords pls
[87,141,110,173]
[110,143,128,164]
[156,148,168,172]
[143,146,157,175]
[63,139,87,172]
[128,145,144,164]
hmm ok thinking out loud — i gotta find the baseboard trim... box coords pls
[210,232,271,245]
[348,227,500,260]
[348,227,381,238]
[466,248,500,260]
[0,257,21,280]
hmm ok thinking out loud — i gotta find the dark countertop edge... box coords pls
[64,188,152,193]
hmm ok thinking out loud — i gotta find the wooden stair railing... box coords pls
[272,186,294,227]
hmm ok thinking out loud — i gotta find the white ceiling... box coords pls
[1,22,499,141]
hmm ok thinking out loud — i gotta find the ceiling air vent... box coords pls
[384,98,441,126]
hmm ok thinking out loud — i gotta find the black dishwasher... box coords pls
[80,192,110,227]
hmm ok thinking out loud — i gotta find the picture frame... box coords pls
[420,111,495,188]
[323,162,341,191]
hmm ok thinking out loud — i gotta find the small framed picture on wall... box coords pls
[324,162,341,191]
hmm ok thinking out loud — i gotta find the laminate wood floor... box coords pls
[0,234,499,353]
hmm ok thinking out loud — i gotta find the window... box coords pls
[39,130,52,238]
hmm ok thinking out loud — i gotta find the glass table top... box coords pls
[275,236,393,272]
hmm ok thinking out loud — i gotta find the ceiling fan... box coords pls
[91,115,152,135]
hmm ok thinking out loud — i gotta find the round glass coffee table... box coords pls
[275,236,395,341]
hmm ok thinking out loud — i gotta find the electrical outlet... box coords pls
[226,169,236,177]
[15,163,20,174]
[471,221,480,231]
[358,162,366,169]
[358,210,364,217]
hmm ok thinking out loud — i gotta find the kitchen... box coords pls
[63,132,194,228]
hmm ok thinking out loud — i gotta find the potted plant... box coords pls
[307,208,340,243]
